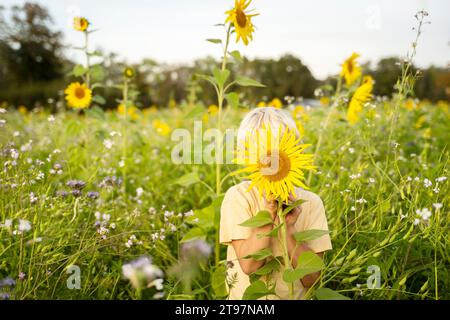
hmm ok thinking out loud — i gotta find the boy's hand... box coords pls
[285,194,302,227]
[263,194,302,226]
[263,197,278,221]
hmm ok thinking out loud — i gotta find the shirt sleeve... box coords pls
[302,194,333,253]
[219,185,253,244]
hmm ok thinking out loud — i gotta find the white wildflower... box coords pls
[103,139,114,149]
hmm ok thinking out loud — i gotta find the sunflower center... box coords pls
[74,87,85,99]
[347,61,353,73]
[236,9,247,28]
[259,150,291,182]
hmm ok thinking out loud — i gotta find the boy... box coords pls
[220,107,332,299]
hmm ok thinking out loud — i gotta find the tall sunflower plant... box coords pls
[233,127,336,300]
[172,0,264,298]
[65,17,106,111]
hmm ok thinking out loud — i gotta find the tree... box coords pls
[0,2,66,105]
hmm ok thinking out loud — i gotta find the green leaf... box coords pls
[225,92,239,108]
[235,76,265,87]
[206,38,222,44]
[253,258,281,276]
[315,288,351,300]
[212,265,228,298]
[88,50,103,57]
[73,64,87,77]
[297,251,324,275]
[282,252,324,283]
[85,106,105,120]
[92,94,106,105]
[172,170,200,187]
[293,230,330,243]
[180,227,205,243]
[187,204,215,229]
[244,248,273,261]
[212,68,230,88]
[90,65,105,82]
[239,210,273,228]
[282,199,304,216]
[257,223,281,238]
[242,280,274,300]
[282,269,299,283]
[229,50,243,63]
[196,73,217,88]
[212,195,224,230]
[185,105,205,119]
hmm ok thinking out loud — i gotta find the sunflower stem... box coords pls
[84,31,91,88]
[214,24,232,267]
[122,79,129,201]
[278,201,295,300]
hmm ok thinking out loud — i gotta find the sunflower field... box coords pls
[0,2,449,301]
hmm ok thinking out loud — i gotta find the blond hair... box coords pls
[237,107,299,146]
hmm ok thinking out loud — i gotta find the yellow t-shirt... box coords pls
[220,181,332,300]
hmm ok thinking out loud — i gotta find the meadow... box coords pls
[0,3,449,300]
[0,96,448,300]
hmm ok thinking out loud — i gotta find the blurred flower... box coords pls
[414,208,432,225]
[124,67,136,79]
[73,17,89,32]
[0,219,12,228]
[257,101,267,108]
[403,99,418,111]
[18,219,32,232]
[122,256,163,289]
[180,239,212,262]
[423,178,432,188]
[0,277,15,288]
[422,128,431,139]
[67,180,86,190]
[347,76,373,124]
[64,82,92,109]
[71,189,82,197]
[433,203,442,210]
[103,139,114,149]
[292,105,305,120]
[225,0,258,46]
[208,104,219,115]
[136,187,144,198]
[87,191,99,199]
[148,278,164,290]
[98,176,122,188]
[414,115,426,129]
[152,119,171,136]
[117,103,139,120]
[143,105,158,115]
[57,190,69,198]
[340,52,362,86]
[320,96,330,106]
[268,97,283,109]
[29,192,38,204]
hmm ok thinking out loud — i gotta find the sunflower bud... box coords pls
[73,17,89,32]
[124,67,136,79]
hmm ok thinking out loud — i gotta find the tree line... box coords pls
[0,3,448,110]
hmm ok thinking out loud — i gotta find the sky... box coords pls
[2,0,449,79]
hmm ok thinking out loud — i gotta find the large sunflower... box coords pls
[225,0,258,46]
[64,82,92,109]
[347,75,373,124]
[340,52,362,86]
[235,127,315,202]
